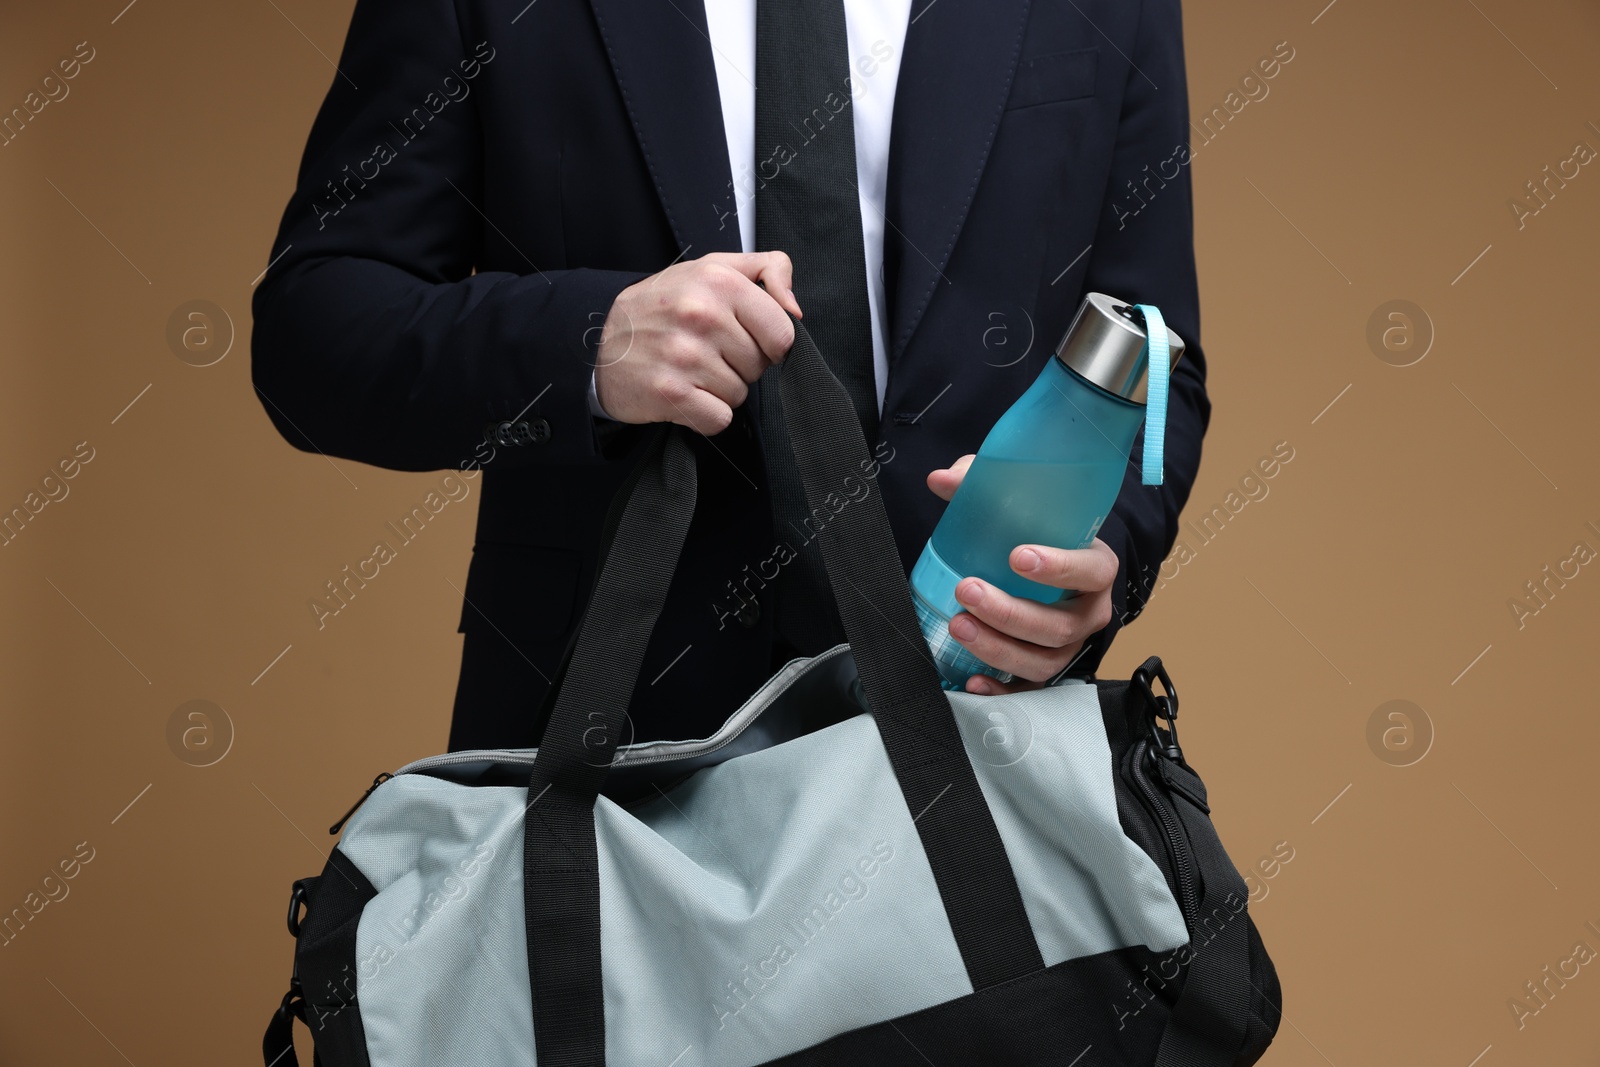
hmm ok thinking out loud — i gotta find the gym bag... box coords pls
[264,319,1282,1066]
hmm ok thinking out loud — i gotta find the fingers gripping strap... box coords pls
[1137,303,1169,487]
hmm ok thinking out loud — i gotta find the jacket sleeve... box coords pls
[250,0,651,473]
[1070,0,1211,677]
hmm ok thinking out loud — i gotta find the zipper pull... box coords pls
[329,773,392,835]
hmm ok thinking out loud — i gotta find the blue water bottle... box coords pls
[911,293,1185,690]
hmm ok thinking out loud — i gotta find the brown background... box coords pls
[3,0,1598,1062]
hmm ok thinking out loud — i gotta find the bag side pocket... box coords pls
[294,847,377,1067]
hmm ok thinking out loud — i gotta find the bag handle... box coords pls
[519,423,693,1067]
[767,317,1046,983]
[521,318,1043,1065]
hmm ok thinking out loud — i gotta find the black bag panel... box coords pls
[294,847,375,1067]
[1098,678,1188,917]
[759,946,1183,1066]
[1237,918,1283,1065]
[1113,742,1182,905]
[1098,674,1284,1066]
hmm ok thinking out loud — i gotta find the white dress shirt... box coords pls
[590,0,910,419]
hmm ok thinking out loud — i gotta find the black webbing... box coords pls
[261,994,301,1067]
[523,428,697,1067]
[1155,758,1254,1066]
[774,318,1044,988]
[528,426,674,746]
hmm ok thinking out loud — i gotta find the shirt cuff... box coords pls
[587,368,617,421]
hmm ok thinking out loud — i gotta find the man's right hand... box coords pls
[593,251,803,434]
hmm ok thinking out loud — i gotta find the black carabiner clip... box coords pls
[287,879,313,939]
[1132,655,1182,763]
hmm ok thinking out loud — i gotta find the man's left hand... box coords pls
[926,455,1119,696]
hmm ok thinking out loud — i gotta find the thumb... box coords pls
[926,454,975,502]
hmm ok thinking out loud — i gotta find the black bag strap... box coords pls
[526,422,672,746]
[522,424,695,1067]
[770,316,1044,988]
[522,318,1041,1066]
[1155,757,1256,1066]
[263,987,314,1067]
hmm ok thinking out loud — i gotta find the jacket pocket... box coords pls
[1006,47,1098,110]
[455,541,584,646]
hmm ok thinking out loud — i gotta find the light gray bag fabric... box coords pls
[339,647,1187,1066]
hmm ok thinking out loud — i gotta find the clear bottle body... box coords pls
[911,357,1146,689]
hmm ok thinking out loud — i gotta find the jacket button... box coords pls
[737,600,760,628]
[484,417,554,447]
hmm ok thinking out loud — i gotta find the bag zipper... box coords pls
[329,772,392,835]
[391,645,855,781]
[1129,739,1199,930]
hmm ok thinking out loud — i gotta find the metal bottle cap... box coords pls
[1053,292,1186,404]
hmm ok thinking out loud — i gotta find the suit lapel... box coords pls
[587,0,1033,375]
[586,0,744,259]
[883,0,1032,363]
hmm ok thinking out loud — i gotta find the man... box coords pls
[252,0,1209,751]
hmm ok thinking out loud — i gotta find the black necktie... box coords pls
[754,0,879,658]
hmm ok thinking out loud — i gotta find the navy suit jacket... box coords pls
[252,0,1210,748]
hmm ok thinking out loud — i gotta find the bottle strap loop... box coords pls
[1136,303,1169,486]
